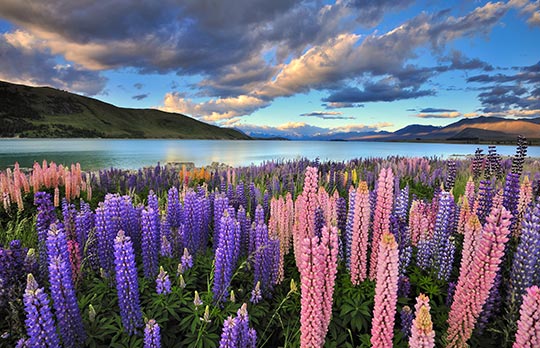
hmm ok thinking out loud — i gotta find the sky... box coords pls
[0,0,539,139]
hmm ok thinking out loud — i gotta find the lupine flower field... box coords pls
[1,139,540,348]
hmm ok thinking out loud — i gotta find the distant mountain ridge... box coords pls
[0,81,250,139]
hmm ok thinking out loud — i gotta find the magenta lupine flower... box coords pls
[23,274,60,348]
[156,266,171,295]
[144,319,161,348]
[46,224,85,347]
[114,230,143,335]
[446,205,512,347]
[369,167,394,280]
[219,317,238,348]
[513,285,540,348]
[371,233,399,348]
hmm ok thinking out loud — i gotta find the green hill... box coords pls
[0,81,250,139]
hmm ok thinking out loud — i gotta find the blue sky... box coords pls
[0,0,539,138]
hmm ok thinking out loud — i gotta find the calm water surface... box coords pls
[1,139,539,170]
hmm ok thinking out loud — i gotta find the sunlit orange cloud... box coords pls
[416,111,462,118]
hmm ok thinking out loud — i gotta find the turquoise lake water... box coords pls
[1,139,539,170]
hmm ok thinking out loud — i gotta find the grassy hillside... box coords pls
[0,81,250,139]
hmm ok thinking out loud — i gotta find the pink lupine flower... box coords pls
[464,176,475,209]
[456,197,472,235]
[294,166,319,268]
[513,286,540,348]
[409,294,435,348]
[515,176,532,237]
[370,232,399,348]
[369,167,394,280]
[350,182,371,284]
[299,225,338,348]
[446,205,512,348]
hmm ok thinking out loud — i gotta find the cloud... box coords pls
[133,83,143,90]
[160,92,270,121]
[467,61,540,116]
[323,102,364,109]
[132,93,149,100]
[419,108,457,113]
[237,121,391,139]
[0,31,106,95]
[416,112,462,119]
[299,111,355,120]
[324,79,434,103]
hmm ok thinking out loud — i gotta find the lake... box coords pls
[1,138,539,170]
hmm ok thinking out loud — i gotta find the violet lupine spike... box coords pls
[472,148,484,180]
[34,192,57,277]
[183,190,204,255]
[511,135,527,177]
[23,274,60,348]
[144,319,161,348]
[237,205,249,256]
[114,230,143,335]
[213,194,228,249]
[314,206,325,238]
[219,316,238,348]
[445,160,457,191]
[476,179,494,225]
[430,192,456,281]
[166,186,182,230]
[371,233,399,348]
[46,224,86,347]
[512,285,540,348]
[213,211,240,303]
[446,205,512,348]
[503,172,521,232]
[391,186,412,278]
[344,185,356,268]
[156,266,171,295]
[370,167,394,280]
[141,207,160,279]
[400,306,413,339]
[75,200,93,256]
[508,199,540,308]
[181,247,193,270]
[147,190,161,241]
[236,181,247,213]
[61,198,77,241]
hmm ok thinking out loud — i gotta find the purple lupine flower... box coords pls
[508,200,540,307]
[61,199,77,241]
[263,191,270,221]
[147,191,161,241]
[431,192,456,281]
[144,319,161,348]
[472,148,485,180]
[251,220,279,298]
[114,230,143,335]
[391,186,412,279]
[236,182,247,213]
[46,224,85,347]
[160,231,172,258]
[400,306,413,339]
[344,187,356,268]
[184,190,203,255]
[477,271,502,333]
[336,196,347,261]
[75,200,94,256]
[249,182,259,217]
[476,179,494,225]
[34,192,56,276]
[237,205,249,256]
[166,187,182,229]
[446,281,457,307]
[445,160,457,191]
[511,135,527,176]
[23,274,60,348]
[141,207,159,279]
[503,172,521,231]
[156,266,171,295]
[219,317,238,348]
[398,275,411,298]
[181,248,193,270]
[314,207,325,239]
[213,212,240,302]
[15,338,28,348]
[250,281,262,304]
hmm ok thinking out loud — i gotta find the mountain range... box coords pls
[1,80,538,143]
